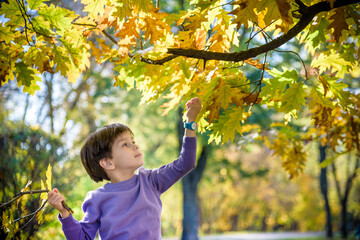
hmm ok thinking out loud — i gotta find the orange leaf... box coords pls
[243,92,262,105]
[245,58,270,70]
[318,75,330,97]
[327,8,348,42]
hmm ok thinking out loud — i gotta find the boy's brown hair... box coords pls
[80,123,133,182]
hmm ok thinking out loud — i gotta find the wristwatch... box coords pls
[184,121,197,130]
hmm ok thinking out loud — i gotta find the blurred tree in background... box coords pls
[0,122,66,239]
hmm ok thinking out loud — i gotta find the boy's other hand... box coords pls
[48,188,70,218]
[186,97,202,122]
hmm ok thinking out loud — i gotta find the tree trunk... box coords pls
[177,108,207,240]
[319,144,333,237]
[331,156,359,239]
[340,198,348,239]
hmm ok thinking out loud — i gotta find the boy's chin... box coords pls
[137,160,144,168]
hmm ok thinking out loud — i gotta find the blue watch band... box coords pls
[184,121,197,130]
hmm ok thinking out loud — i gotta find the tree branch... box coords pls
[331,162,343,203]
[0,190,48,209]
[142,0,360,65]
[1,189,73,214]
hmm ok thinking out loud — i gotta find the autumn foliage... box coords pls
[0,0,360,179]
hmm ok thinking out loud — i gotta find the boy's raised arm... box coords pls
[148,97,201,193]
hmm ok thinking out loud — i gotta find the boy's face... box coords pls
[110,131,143,172]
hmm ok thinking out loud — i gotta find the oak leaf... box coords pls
[327,7,349,42]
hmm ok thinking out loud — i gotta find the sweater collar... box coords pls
[103,174,138,191]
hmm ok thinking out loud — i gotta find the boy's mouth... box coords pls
[135,153,142,158]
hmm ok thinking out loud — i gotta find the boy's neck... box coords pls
[109,171,135,184]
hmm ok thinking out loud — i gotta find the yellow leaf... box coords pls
[143,13,170,45]
[258,0,293,32]
[46,164,52,191]
[311,49,352,78]
[40,180,47,200]
[81,0,107,19]
[230,0,260,29]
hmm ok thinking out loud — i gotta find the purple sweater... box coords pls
[59,137,196,240]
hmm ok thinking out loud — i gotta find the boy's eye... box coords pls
[122,143,128,147]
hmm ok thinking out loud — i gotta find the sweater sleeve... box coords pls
[150,136,196,193]
[58,192,99,240]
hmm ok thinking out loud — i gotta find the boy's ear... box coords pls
[99,158,115,170]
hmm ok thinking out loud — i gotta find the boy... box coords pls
[48,97,202,240]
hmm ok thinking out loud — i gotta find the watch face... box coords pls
[191,122,196,129]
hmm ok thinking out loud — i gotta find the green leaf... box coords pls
[28,0,45,9]
[209,106,246,144]
[302,17,328,53]
[180,59,191,79]
[279,83,307,120]
[58,38,82,68]
[38,4,73,35]
[0,0,24,26]
[307,83,333,109]
[2,212,15,239]
[340,43,357,64]
[14,62,41,95]
[326,77,351,108]
[52,43,71,76]
[261,67,298,100]
[0,25,13,43]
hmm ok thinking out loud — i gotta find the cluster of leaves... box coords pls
[0,0,90,93]
[1,0,360,177]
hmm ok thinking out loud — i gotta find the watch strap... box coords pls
[184,121,197,130]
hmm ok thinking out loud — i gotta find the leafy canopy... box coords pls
[1,0,360,177]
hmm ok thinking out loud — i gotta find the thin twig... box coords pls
[245,25,256,50]
[247,20,275,45]
[16,0,30,45]
[14,200,48,225]
[102,29,118,45]
[273,49,309,80]
[248,26,269,110]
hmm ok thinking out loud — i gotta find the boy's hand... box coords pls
[47,188,70,218]
[186,97,202,122]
